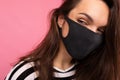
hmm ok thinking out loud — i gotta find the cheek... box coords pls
[62,22,69,38]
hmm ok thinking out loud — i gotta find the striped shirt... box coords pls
[5,61,76,80]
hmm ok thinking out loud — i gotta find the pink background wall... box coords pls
[0,0,62,79]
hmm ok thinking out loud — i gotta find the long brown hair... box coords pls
[20,0,120,80]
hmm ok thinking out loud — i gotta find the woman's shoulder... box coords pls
[5,60,38,80]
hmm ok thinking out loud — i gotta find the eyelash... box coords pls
[97,27,105,33]
[77,18,106,33]
[77,19,88,26]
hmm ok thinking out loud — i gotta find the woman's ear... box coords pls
[57,15,69,38]
[57,15,65,28]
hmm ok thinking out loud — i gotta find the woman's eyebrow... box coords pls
[79,13,94,23]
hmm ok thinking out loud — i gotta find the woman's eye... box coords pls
[97,27,105,33]
[77,19,88,25]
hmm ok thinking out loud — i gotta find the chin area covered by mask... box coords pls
[58,16,104,60]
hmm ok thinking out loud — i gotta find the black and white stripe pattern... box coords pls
[5,61,76,80]
[53,64,76,80]
[5,61,38,80]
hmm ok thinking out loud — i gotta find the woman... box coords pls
[5,0,120,80]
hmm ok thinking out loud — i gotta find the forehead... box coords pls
[68,0,109,26]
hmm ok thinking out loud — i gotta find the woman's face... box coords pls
[58,0,109,37]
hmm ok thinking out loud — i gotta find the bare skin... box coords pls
[53,0,109,70]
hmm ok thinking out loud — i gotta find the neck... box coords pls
[53,41,73,70]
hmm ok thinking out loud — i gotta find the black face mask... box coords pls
[58,16,103,60]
